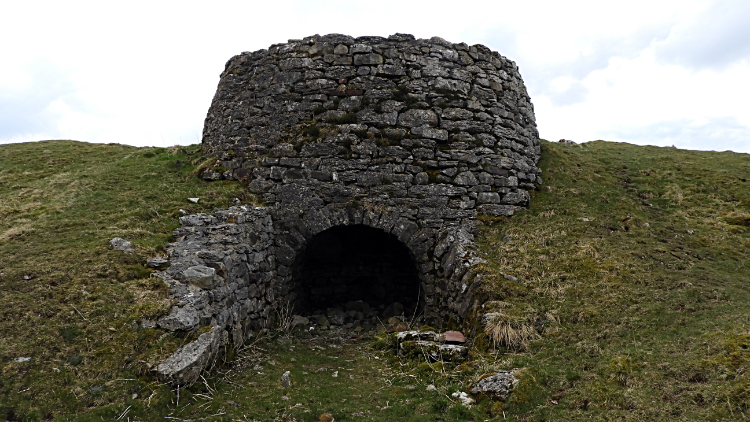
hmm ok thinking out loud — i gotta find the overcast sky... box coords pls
[1,0,748,153]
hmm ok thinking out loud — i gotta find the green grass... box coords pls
[476,141,750,420]
[0,141,252,421]
[1,139,749,421]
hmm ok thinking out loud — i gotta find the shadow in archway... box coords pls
[291,224,422,324]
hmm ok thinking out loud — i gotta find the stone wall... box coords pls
[154,205,483,385]
[200,32,541,217]
[153,33,541,385]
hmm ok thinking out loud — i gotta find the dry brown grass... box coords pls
[483,311,540,351]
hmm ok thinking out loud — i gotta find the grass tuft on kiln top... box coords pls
[1,139,749,421]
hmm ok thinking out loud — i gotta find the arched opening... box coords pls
[291,224,422,320]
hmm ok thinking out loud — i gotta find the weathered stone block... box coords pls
[398,109,438,128]
[158,305,199,331]
[353,53,383,65]
[155,326,222,386]
[182,266,216,289]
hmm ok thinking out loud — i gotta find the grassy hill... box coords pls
[0,140,748,421]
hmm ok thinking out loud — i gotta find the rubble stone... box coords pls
[155,326,222,385]
[109,237,133,254]
[470,371,520,400]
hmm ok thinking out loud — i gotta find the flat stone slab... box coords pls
[396,330,437,341]
[442,330,466,343]
[400,340,468,362]
[146,258,170,268]
[155,326,222,386]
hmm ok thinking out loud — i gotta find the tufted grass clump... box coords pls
[484,311,539,351]
[302,123,321,138]
[312,104,327,115]
[326,112,358,124]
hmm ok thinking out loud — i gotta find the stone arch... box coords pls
[272,204,432,318]
[289,224,423,315]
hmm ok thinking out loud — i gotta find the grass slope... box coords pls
[0,141,251,421]
[0,140,748,421]
[477,141,750,420]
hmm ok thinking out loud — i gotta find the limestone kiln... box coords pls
[154,33,541,385]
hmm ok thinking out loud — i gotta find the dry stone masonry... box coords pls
[154,33,541,385]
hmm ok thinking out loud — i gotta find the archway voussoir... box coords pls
[301,208,332,236]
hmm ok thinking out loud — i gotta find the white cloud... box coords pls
[534,46,750,152]
[0,0,747,153]
[604,116,750,152]
[653,0,750,71]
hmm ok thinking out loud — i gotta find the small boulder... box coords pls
[290,315,310,329]
[470,371,520,400]
[109,237,134,254]
[383,302,404,318]
[316,314,330,328]
[326,308,346,326]
[202,170,221,181]
[281,371,291,388]
[146,258,170,268]
[158,305,199,331]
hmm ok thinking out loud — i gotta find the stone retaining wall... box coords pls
[154,205,483,384]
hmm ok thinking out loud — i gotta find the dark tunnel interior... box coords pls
[291,224,422,316]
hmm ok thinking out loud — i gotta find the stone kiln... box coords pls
[154,33,541,385]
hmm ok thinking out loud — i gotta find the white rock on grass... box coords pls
[469,371,520,400]
[452,391,475,406]
[281,371,291,388]
[188,198,200,203]
[109,237,134,254]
